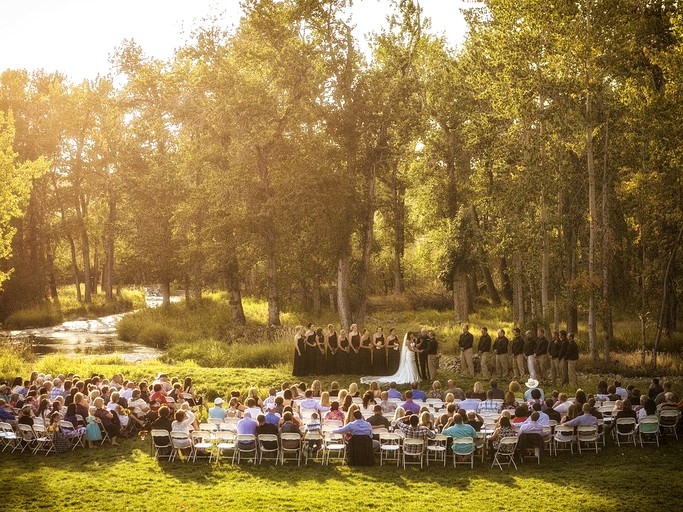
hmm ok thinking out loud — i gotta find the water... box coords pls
[2,296,181,362]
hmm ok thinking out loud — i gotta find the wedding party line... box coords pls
[293,324,581,388]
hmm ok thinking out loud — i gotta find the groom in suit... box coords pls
[416,328,430,381]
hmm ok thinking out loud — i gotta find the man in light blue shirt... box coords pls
[208,397,227,420]
[523,403,549,427]
[332,410,373,438]
[299,390,329,412]
[562,404,599,427]
[442,415,477,455]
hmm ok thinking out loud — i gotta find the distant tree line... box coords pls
[0,0,681,363]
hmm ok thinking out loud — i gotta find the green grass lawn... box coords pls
[3,434,682,512]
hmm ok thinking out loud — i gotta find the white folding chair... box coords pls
[214,432,236,464]
[92,417,111,445]
[258,434,280,464]
[577,426,599,454]
[151,429,173,460]
[170,431,194,462]
[323,433,346,465]
[553,425,575,455]
[16,424,36,453]
[659,410,680,440]
[452,437,475,469]
[402,438,425,469]
[491,436,518,470]
[303,432,324,464]
[32,424,55,456]
[59,420,86,450]
[615,418,637,446]
[426,434,448,466]
[638,416,660,447]
[0,422,19,452]
[280,433,302,465]
[379,432,402,466]
[191,430,214,462]
[234,434,257,464]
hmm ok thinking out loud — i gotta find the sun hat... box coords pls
[525,378,539,388]
[214,397,224,405]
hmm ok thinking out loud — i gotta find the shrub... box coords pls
[3,306,63,330]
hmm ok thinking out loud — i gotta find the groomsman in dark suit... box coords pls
[416,328,430,381]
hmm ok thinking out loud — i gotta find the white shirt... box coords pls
[518,420,544,435]
[129,398,150,416]
[245,407,263,419]
[120,388,135,400]
[299,398,329,412]
[523,410,549,427]
[171,411,195,433]
[553,401,571,414]
[616,387,628,399]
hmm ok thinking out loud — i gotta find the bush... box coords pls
[138,323,175,349]
[3,306,63,330]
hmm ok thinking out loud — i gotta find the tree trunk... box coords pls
[161,281,171,307]
[184,275,191,303]
[104,177,116,300]
[46,240,59,302]
[470,207,500,304]
[267,247,281,326]
[512,253,525,326]
[453,271,469,323]
[601,117,613,362]
[356,164,376,327]
[586,21,598,362]
[392,177,405,294]
[52,173,81,302]
[652,224,683,368]
[312,272,322,317]
[337,253,352,330]
[75,189,92,304]
[467,273,477,313]
[328,284,336,313]
[540,192,549,321]
[640,225,647,366]
[91,247,99,295]
[499,257,513,302]
[226,255,246,325]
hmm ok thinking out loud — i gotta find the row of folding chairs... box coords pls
[0,422,56,455]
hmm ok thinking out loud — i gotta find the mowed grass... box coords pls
[3,433,682,512]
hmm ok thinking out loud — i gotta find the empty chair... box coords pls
[379,432,402,466]
[0,422,19,453]
[191,430,214,462]
[427,434,448,467]
[323,433,346,465]
[214,432,236,464]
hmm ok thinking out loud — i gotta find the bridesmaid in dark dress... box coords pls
[359,328,373,375]
[372,326,387,375]
[315,327,328,375]
[386,328,400,374]
[304,323,318,375]
[349,324,361,374]
[326,324,338,375]
[337,329,350,374]
[293,325,307,377]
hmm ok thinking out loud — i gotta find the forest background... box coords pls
[1,0,682,373]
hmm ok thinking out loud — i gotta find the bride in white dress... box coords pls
[360,332,421,385]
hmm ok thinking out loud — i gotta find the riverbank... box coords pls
[0,286,146,330]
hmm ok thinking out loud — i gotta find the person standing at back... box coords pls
[493,329,509,379]
[523,330,537,381]
[548,331,561,383]
[417,328,430,380]
[511,328,525,380]
[427,330,439,382]
[478,327,492,379]
[565,333,580,388]
[458,325,474,377]
[535,328,549,382]
[557,330,570,385]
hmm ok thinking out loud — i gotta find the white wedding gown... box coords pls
[360,334,421,385]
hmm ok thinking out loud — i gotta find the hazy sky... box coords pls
[0,0,473,82]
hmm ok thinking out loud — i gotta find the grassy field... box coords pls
[2,415,682,512]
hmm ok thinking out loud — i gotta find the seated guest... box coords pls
[63,403,80,429]
[332,410,376,465]
[367,405,390,429]
[458,392,482,413]
[256,413,279,451]
[478,390,502,414]
[149,384,168,413]
[503,391,518,409]
[656,393,678,413]
[329,381,340,398]
[368,381,381,399]
[512,404,530,424]
[437,403,457,430]
[263,388,278,409]
[208,397,227,420]
[446,379,465,400]
[523,379,544,401]
[587,398,603,420]
[401,391,421,415]
[466,411,484,432]
[243,398,263,419]
[526,388,544,411]
[324,401,345,423]
[264,406,281,427]
[378,391,397,413]
[575,389,587,406]
[420,411,435,431]
[151,406,173,432]
[341,394,354,413]
[429,381,445,400]
[488,416,517,450]
[0,399,17,423]
[280,412,301,435]
[489,380,505,400]
[344,404,360,426]
[442,415,477,460]
[411,382,427,402]
[524,403,549,426]
[471,381,487,401]
[360,391,377,414]
[395,413,436,446]
[562,403,599,427]
[236,411,258,444]
[518,411,544,434]
[654,382,678,406]
[94,397,120,446]
[171,409,196,434]
[299,389,328,412]
[648,378,664,400]
[544,399,561,423]
[387,382,402,400]
[604,399,636,438]
[553,393,571,415]
[348,382,360,398]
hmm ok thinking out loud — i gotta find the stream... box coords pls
[3,296,182,362]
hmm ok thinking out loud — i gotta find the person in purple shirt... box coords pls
[410,382,427,401]
[0,399,16,422]
[457,393,481,412]
[401,390,421,415]
[387,382,403,400]
[237,412,258,436]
